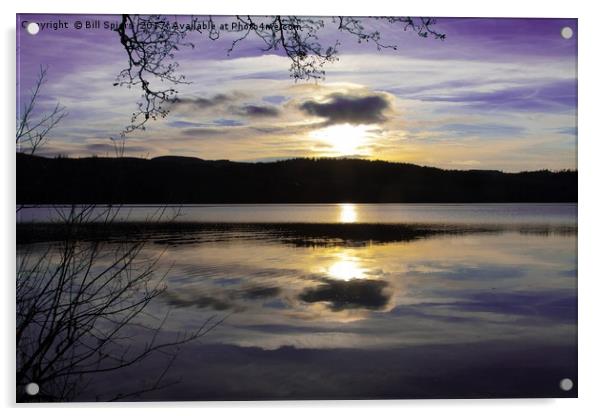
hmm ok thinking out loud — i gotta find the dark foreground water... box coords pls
[16,204,577,400]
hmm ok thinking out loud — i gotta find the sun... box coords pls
[310,123,373,156]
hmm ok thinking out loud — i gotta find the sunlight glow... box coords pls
[339,203,357,223]
[310,123,373,156]
[327,255,366,281]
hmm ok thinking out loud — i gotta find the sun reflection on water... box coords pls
[339,203,357,223]
[327,254,366,281]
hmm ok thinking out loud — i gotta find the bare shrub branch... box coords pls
[16,206,221,402]
[16,66,67,154]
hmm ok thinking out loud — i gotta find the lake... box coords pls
[18,203,576,225]
[16,204,577,400]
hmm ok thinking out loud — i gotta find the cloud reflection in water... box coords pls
[66,219,576,353]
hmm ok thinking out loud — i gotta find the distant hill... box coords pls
[16,153,577,204]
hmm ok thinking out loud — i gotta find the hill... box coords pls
[16,153,577,203]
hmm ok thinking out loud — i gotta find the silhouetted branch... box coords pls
[16,206,221,402]
[115,15,192,135]
[336,16,446,50]
[16,66,67,154]
[114,15,444,135]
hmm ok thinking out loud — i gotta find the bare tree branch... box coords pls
[16,66,67,155]
[114,15,444,135]
[115,15,193,135]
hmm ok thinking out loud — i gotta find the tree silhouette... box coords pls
[115,15,444,134]
[16,69,222,402]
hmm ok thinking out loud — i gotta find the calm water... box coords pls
[17,203,577,225]
[17,204,578,400]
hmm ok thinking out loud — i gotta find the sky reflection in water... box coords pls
[18,204,578,399]
[145,223,576,351]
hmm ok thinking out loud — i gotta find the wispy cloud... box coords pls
[415,79,577,112]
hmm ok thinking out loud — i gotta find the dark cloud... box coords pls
[170,93,280,123]
[234,104,281,118]
[171,93,238,109]
[299,279,390,311]
[240,286,281,300]
[299,92,391,126]
[161,285,281,311]
[161,291,236,311]
[233,323,359,334]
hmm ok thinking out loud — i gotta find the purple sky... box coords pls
[16,15,577,171]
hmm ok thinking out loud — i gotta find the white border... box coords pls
[2,0,601,415]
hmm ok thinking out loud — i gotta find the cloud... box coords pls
[299,278,391,311]
[214,118,245,126]
[418,290,577,323]
[169,118,245,129]
[170,93,280,123]
[240,286,281,300]
[234,104,281,118]
[263,95,289,105]
[554,126,577,136]
[299,92,392,126]
[171,93,241,110]
[232,323,359,334]
[160,284,281,312]
[417,79,576,112]
[161,291,236,311]
[168,120,208,128]
[181,127,229,137]
[407,263,525,280]
[434,123,525,138]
